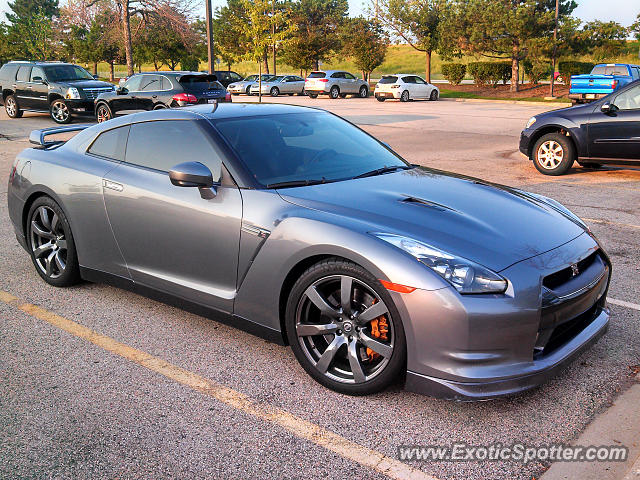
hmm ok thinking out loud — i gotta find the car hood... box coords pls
[59,79,115,89]
[277,167,586,271]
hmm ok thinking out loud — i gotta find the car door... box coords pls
[400,76,416,97]
[287,76,304,94]
[588,84,640,161]
[102,119,242,312]
[112,75,143,113]
[137,74,163,110]
[343,72,358,93]
[15,66,34,108]
[29,66,50,109]
[413,76,430,98]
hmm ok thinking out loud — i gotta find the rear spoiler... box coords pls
[29,125,92,147]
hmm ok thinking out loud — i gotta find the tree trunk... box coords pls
[93,62,98,75]
[272,44,276,75]
[425,50,432,83]
[510,45,519,92]
[120,0,134,77]
[263,52,269,75]
[313,59,319,71]
[109,61,114,81]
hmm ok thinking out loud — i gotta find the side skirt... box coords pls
[578,156,640,166]
[80,266,286,345]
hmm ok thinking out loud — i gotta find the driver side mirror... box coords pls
[169,161,219,199]
[601,102,619,114]
[116,87,127,95]
[32,76,46,84]
[93,74,99,80]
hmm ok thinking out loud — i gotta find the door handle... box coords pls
[103,179,124,192]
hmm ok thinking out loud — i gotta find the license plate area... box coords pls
[208,99,217,104]
[586,94,595,99]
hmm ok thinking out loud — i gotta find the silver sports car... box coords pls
[8,104,611,399]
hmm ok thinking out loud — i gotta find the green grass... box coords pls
[439,89,572,103]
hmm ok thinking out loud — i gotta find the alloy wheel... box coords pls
[359,86,368,98]
[6,97,16,116]
[401,91,409,102]
[30,205,67,279]
[537,140,564,170]
[330,86,340,99]
[295,275,395,384]
[96,105,111,123]
[51,101,70,123]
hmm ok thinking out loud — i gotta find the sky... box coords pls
[0,0,637,27]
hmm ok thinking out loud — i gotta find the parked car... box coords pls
[249,75,305,96]
[374,74,439,102]
[304,70,369,99]
[94,71,231,123]
[569,63,640,104]
[0,61,115,124]
[520,79,640,175]
[211,70,244,88]
[9,104,610,399]
[228,74,273,95]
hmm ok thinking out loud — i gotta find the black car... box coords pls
[520,79,640,175]
[0,61,115,124]
[94,71,231,123]
[211,70,244,88]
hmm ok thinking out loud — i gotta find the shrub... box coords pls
[522,59,552,84]
[468,62,511,87]
[558,61,594,82]
[180,56,200,72]
[441,63,466,85]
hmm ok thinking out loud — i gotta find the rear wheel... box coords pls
[359,86,368,98]
[95,103,112,123]
[153,103,167,110]
[307,92,318,98]
[339,93,348,98]
[27,197,80,287]
[270,87,280,97]
[5,94,23,118]
[532,133,575,176]
[50,99,72,124]
[376,96,386,102]
[286,258,406,395]
[329,86,340,99]
[400,90,410,102]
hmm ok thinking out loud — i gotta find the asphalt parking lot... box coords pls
[1,97,639,480]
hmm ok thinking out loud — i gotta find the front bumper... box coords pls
[519,129,533,157]
[399,232,611,400]
[228,86,248,94]
[66,99,97,112]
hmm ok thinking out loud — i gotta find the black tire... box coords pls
[246,86,251,95]
[307,92,318,99]
[400,90,410,102]
[95,103,113,123]
[532,132,575,176]
[339,93,348,98]
[359,86,368,98]
[5,94,23,118]
[153,103,167,110]
[270,87,279,97]
[285,258,406,396]
[27,196,81,287]
[376,96,386,102]
[329,86,340,99]
[429,89,439,101]
[50,99,72,124]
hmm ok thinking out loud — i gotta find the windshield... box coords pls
[244,75,257,81]
[43,65,94,82]
[378,76,398,84]
[213,112,409,187]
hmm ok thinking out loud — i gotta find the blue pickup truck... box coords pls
[569,63,640,104]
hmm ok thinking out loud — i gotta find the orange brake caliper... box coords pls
[366,300,388,361]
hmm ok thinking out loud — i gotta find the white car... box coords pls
[228,74,273,95]
[249,75,306,96]
[374,74,439,102]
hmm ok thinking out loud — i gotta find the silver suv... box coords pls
[304,70,369,99]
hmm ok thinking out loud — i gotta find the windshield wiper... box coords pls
[353,165,412,179]
[266,179,327,188]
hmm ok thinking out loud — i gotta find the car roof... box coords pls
[310,70,349,74]
[6,61,74,67]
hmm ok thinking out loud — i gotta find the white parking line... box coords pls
[609,298,640,312]
[583,218,640,230]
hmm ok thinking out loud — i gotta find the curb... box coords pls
[440,97,570,107]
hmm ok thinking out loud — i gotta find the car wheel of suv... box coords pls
[27,197,81,287]
[50,99,72,124]
[270,87,280,97]
[5,94,23,118]
[376,96,386,102]
[359,86,368,98]
[153,103,167,110]
[400,90,410,102]
[246,86,251,95]
[307,92,318,99]
[430,89,439,101]
[96,103,112,123]
[286,258,406,395]
[532,133,575,176]
[329,86,340,99]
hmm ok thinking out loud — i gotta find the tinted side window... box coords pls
[330,72,343,78]
[125,120,222,178]
[0,64,19,81]
[414,76,427,84]
[344,73,356,80]
[88,125,130,161]
[140,75,162,91]
[16,66,32,82]
[230,72,243,82]
[402,76,415,83]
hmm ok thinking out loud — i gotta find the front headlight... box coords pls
[525,116,537,129]
[229,84,236,88]
[65,87,81,99]
[373,233,507,294]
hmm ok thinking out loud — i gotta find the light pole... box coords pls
[549,0,559,97]
[205,0,215,74]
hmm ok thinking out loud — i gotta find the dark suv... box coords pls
[0,61,115,123]
[94,71,231,123]
[211,70,243,88]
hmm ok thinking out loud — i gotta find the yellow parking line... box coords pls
[0,290,437,480]
[583,218,640,230]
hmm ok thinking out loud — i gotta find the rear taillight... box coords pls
[391,84,401,89]
[611,80,618,89]
[225,92,231,101]
[319,78,329,83]
[172,93,198,104]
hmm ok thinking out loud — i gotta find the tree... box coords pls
[444,0,577,92]
[0,24,10,65]
[214,0,250,70]
[340,17,388,81]
[5,0,59,60]
[284,0,348,71]
[580,20,628,62]
[379,0,448,83]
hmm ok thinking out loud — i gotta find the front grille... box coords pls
[83,87,113,100]
[543,251,598,291]
[535,302,600,358]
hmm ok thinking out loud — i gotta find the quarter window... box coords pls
[140,75,162,91]
[16,66,32,82]
[88,125,130,161]
[125,120,222,178]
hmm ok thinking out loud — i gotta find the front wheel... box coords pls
[286,258,406,395]
[27,197,81,287]
[96,103,112,123]
[5,94,23,118]
[50,99,72,124]
[246,86,251,95]
[532,133,575,176]
[359,86,368,98]
[270,87,279,97]
[430,89,439,101]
